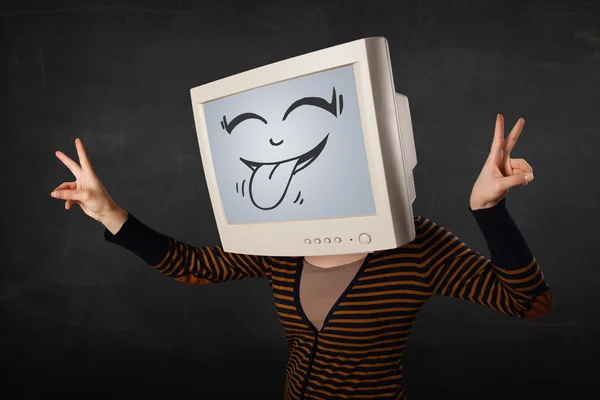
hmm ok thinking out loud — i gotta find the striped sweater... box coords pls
[104,198,551,399]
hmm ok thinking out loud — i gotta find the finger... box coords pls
[75,138,94,171]
[55,150,82,178]
[488,114,505,165]
[498,171,534,190]
[503,159,513,177]
[52,181,77,193]
[52,189,89,201]
[502,119,525,172]
[65,199,78,210]
[503,118,525,157]
[510,158,533,175]
[501,119,524,176]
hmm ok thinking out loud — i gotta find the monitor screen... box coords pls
[202,64,376,224]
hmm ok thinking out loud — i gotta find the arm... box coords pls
[103,210,270,284]
[417,198,551,319]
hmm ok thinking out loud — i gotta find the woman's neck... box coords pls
[304,253,370,268]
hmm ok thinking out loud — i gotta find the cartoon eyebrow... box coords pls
[221,112,268,134]
[282,87,343,121]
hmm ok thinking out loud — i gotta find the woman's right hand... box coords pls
[51,138,122,224]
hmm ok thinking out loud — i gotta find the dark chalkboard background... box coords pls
[2,0,599,398]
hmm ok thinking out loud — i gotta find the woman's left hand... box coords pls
[469,114,534,210]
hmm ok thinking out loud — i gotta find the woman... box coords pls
[51,114,551,400]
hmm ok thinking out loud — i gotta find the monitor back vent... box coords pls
[407,170,416,204]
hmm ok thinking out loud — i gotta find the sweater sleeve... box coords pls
[417,198,552,319]
[103,211,270,284]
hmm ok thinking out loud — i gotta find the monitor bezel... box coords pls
[190,37,411,256]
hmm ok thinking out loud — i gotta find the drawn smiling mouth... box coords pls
[239,134,329,210]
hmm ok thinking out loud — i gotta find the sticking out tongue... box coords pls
[249,158,300,210]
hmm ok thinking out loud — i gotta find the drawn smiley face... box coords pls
[221,87,344,211]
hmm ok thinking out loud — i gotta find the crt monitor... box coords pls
[190,36,417,257]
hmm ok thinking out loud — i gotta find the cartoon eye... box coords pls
[221,112,268,134]
[282,87,343,121]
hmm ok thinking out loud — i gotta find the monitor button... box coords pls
[305,239,311,244]
[334,237,341,243]
[314,238,321,244]
[358,233,371,244]
[324,238,331,244]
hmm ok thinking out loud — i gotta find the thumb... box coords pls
[498,172,533,190]
[52,188,90,202]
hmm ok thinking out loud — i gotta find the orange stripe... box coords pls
[520,272,545,292]
[363,263,420,273]
[278,312,303,320]
[273,292,294,302]
[275,302,297,311]
[315,351,401,363]
[498,266,540,284]
[353,280,429,290]
[280,320,309,329]
[320,329,408,341]
[358,271,423,281]
[272,284,294,292]
[333,307,420,315]
[367,252,419,265]
[477,268,493,304]
[306,387,396,399]
[339,298,424,306]
[330,315,412,324]
[286,333,314,341]
[273,275,295,283]
[495,258,537,275]
[324,322,413,333]
[271,257,299,266]
[307,381,398,395]
[310,371,399,385]
[189,246,198,274]
[283,327,311,334]
[492,281,506,313]
[346,289,430,298]
[318,343,405,355]
[311,364,398,377]
[272,266,296,275]
[318,336,406,349]
[311,359,399,371]
[304,393,328,400]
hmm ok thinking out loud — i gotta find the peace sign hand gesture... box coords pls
[469,114,535,210]
[51,138,120,223]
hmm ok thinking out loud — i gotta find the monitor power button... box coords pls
[358,233,371,244]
